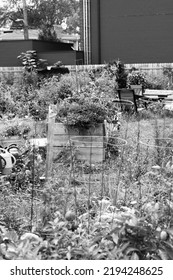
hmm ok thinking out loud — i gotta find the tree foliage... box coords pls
[0,0,80,35]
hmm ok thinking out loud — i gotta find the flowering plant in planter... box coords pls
[127,69,147,88]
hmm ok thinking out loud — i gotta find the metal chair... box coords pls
[118,88,149,112]
[117,88,138,113]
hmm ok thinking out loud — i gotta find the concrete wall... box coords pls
[90,0,173,64]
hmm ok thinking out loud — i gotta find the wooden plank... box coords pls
[71,135,105,162]
[29,138,47,147]
[76,146,105,162]
[54,123,79,135]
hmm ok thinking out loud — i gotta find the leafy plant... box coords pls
[56,92,118,128]
[106,59,128,88]
[0,227,42,260]
[38,26,59,42]
[17,50,48,72]
[2,123,31,138]
[163,67,173,89]
[145,73,169,90]
[89,59,128,89]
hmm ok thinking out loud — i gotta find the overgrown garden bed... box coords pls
[0,61,173,260]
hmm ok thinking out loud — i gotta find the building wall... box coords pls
[32,40,73,52]
[0,40,81,66]
[90,0,173,64]
[38,51,83,66]
[0,40,33,66]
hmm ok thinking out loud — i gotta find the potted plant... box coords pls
[127,69,147,88]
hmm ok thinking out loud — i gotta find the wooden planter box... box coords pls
[53,123,106,163]
[0,136,24,148]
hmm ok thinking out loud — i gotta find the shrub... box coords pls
[106,59,128,88]
[145,73,169,89]
[0,98,15,117]
[40,75,74,102]
[163,67,173,89]
[56,92,118,128]
[89,59,127,89]
[2,123,31,138]
[56,94,108,128]
[28,100,49,121]
[128,69,169,90]
[38,26,59,42]
[88,66,105,81]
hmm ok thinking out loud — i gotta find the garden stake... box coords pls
[45,107,56,181]
[87,135,93,234]
[135,115,141,162]
[136,116,143,207]
[65,103,78,219]
[30,143,35,232]
[99,159,106,222]
[98,123,107,221]
[154,117,161,166]
[162,112,166,139]
[75,67,80,93]
[112,116,129,206]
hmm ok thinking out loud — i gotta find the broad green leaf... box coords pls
[130,252,139,260]
[158,249,168,260]
[20,233,42,243]
[112,233,119,244]
[125,246,140,256]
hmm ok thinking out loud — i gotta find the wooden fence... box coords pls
[67,63,173,76]
[0,63,173,78]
